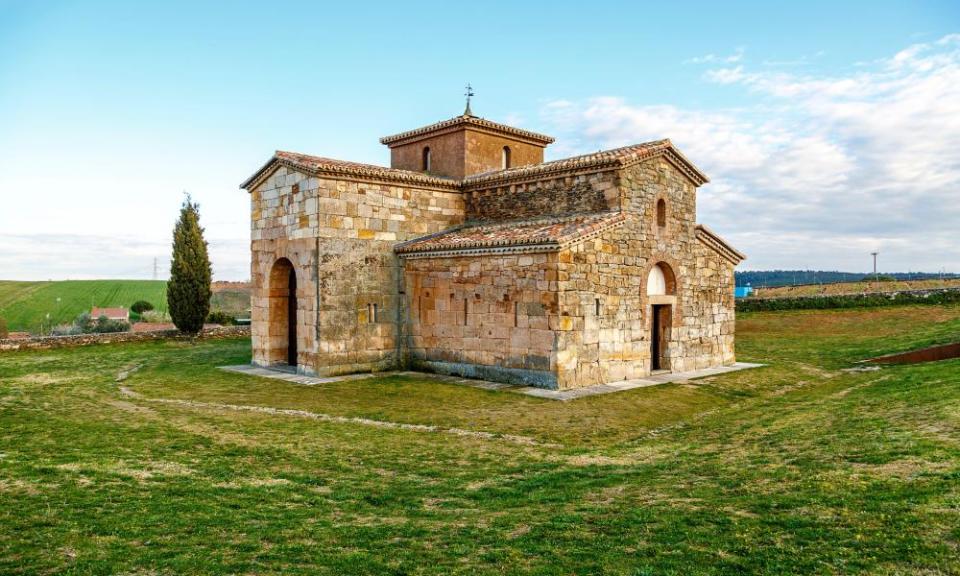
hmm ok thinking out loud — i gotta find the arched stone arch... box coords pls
[642,259,680,372]
[640,257,679,299]
[268,257,299,367]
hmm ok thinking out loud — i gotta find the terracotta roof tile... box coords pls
[241,140,708,191]
[240,150,460,191]
[463,139,708,188]
[396,211,626,257]
[91,307,128,319]
[380,114,555,146]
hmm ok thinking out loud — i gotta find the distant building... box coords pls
[735,286,754,298]
[241,104,745,390]
[90,307,129,322]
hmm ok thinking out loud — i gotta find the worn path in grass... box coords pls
[1,304,959,574]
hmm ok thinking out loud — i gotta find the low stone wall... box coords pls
[0,326,250,352]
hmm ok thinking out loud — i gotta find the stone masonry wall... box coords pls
[0,326,250,352]
[552,159,736,388]
[402,252,561,388]
[389,129,544,179]
[465,171,618,221]
[250,166,464,375]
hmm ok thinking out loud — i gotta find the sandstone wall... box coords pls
[465,171,618,221]
[402,252,561,387]
[552,159,735,388]
[250,166,464,375]
[389,129,544,179]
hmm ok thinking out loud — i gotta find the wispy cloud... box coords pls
[0,234,249,281]
[540,35,960,272]
[685,47,745,65]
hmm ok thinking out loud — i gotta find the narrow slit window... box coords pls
[595,298,602,316]
[502,146,512,169]
[368,303,378,324]
[422,147,431,172]
[656,199,667,228]
[463,298,469,325]
[514,301,519,327]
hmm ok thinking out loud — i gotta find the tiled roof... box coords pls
[695,224,746,264]
[241,140,709,191]
[91,307,128,319]
[380,114,555,146]
[463,139,709,189]
[239,150,461,191]
[396,211,626,257]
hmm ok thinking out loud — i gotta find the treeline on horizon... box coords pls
[735,270,959,288]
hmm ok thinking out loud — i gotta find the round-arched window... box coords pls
[646,262,676,296]
[647,265,666,295]
[502,146,512,169]
[656,199,667,228]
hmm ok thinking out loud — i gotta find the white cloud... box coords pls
[0,234,249,281]
[686,47,745,65]
[540,35,960,272]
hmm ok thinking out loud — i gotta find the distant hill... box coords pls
[735,270,958,288]
[0,280,250,334]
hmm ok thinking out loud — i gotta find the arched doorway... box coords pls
[268,258,298,368]
[646,262,677,371]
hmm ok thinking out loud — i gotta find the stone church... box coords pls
[241,105,745,390]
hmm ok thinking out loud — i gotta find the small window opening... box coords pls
[514,301,519,327]
[656,199,667,228]
[292,183,299,194]
[422,147,431,172]
[595,298,602,316]
[502,146,512,169]
[463,298,469,325]
[368,303,378,323]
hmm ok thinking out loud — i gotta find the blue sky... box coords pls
[1,0,958,280]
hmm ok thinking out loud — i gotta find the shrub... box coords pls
[51,324,82,336]
[737,289,960,313]
[141,310,169,323]
[167,195,212,335]
[94,315,130,333]
[0,317,7,339]
[131,300,154,314]
[207,310,236,326]
[73,313,94,333]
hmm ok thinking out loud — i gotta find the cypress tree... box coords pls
[167,195,212,334]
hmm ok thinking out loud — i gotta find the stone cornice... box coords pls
[462,140,709,191]
[240,140,710,194]
[396,212,627,258]
[695,224,746,265]
[240,152,461,193]
[380,115,555,147]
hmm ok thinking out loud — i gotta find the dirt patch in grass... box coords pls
[56,460,195,482]
[214,477,293,489]
[850,458,954,480]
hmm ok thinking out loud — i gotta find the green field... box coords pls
[1,305,959,574]
[0,280,250,333]
[0,280,169,332]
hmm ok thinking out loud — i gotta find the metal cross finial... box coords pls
[464,83,474,116]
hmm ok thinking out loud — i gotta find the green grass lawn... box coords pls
[0,280,250,333]
[1,305,959,574]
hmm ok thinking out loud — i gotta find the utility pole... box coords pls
[871,251,879,283]
[153,257,158,281]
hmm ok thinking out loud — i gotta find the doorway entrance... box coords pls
[286,266,297,366]
[268,258,298,368]
[651,304,671,371]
